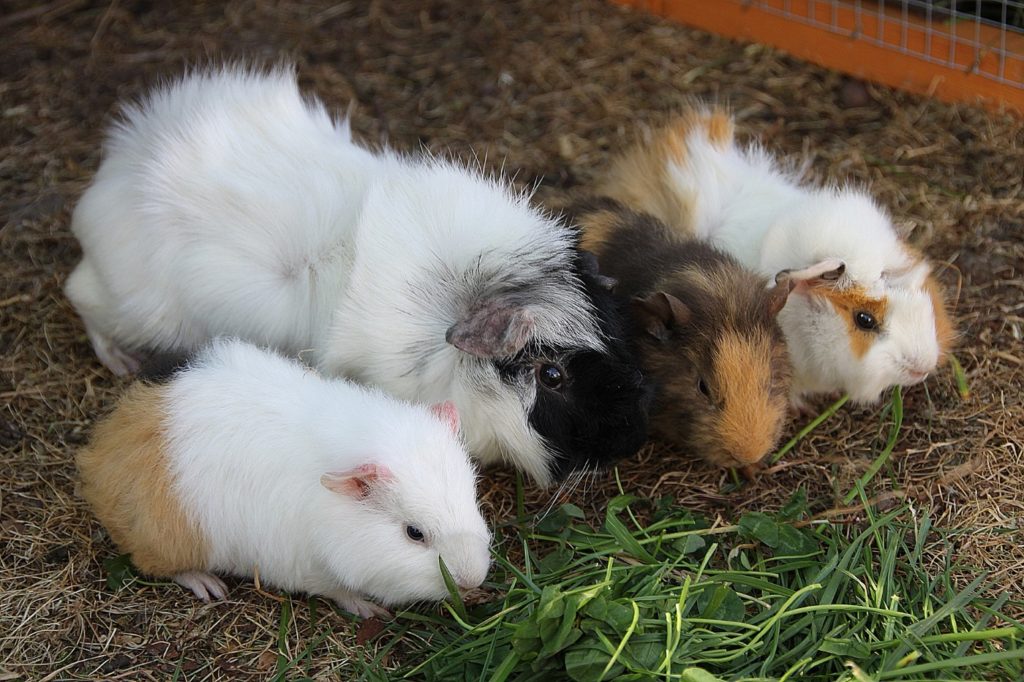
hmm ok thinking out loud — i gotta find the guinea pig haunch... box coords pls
[64,66,652,486]
[76,339,491,616]
[599,106,956,407]
[574,198,794,470]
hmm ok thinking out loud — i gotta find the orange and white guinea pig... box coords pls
[76,339,491,617]
[599,107,956,410]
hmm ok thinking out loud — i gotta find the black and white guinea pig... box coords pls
[575,198,800,472]
[64,65,653,486]
[76,339,491,617]
[599,107,956,409]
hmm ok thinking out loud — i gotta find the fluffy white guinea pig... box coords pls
[64,66,652,487]
[599,107,955,408]
[76,338,491,618]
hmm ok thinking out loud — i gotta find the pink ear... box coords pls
[430,401,460,436]
[321,463,394,499]
[778,258,846,294]
[445,298,535,359]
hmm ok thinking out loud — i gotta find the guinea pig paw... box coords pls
[88,329,143,376]
[174,571,229,602]
[330,588,391,620]
[788,395,815,419]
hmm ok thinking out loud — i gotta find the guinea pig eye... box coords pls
[536,363,565,391]
[854,310,879,331]
[406,525,425,543]
[697,377,711,400]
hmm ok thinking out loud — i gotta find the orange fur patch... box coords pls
[713,330,786,464]
[703,110,734,148]
[597,106,734,235]
[76,383,208,577]
[925,275,957,359]
[815,285,889,359]
[577,207,624,252]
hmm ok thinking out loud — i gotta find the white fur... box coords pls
[162,339,491,611]
[65,66,605,484]
[660,116,944,403]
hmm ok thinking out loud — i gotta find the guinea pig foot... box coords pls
[788,395,816,419]
[329,588,391,619]
[87,328,142,376]
[174,571,229,602]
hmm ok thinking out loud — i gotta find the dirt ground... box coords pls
[2,0,1023,678]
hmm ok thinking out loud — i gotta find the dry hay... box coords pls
[2,0,1023,678]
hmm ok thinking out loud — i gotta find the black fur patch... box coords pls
[495,245,656,481]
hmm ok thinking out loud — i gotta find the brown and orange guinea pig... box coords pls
[571,197,800,474]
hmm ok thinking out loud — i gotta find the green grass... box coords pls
[338,385,1024,681]
[348,487,1022,681]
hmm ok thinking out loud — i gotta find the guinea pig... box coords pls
[598,107,956,409]
[573,198,799,472]
[76,338,491,617]
[64,65,652,486]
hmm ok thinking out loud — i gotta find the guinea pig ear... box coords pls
[766,272,797,318]
[429,401,460,436]
[446,298,535,359]
[631,291,692,342]
[321,463,394,499]
[779,258,846,293]
[578,250,618,292]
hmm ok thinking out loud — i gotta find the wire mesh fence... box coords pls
[752,0,1024,89]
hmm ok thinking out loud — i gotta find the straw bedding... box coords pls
[2,0,1022,677]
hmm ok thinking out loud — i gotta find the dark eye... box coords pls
[697,377,711,399]
[406,525,424,542]
[854,311,878,331]
[536,363,564,390]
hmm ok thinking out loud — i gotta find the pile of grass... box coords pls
[230,389,1021,681]
[362,503,1023,679]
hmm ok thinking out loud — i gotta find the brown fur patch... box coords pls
[897,245,957,358]
[925,274,957,359]
[76,383,208,577]
[712,330,787,464]
[815,285,889,359]
[597,106,734,234]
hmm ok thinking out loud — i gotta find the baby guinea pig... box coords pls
[598,107,956,408]
[573,198,797,472]
[76,339,491,617]
[64,65,652,486]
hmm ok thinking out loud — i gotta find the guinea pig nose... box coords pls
[739,462,763,480]
[454,571,486,591]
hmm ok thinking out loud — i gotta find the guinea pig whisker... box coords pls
[539,468,586,520]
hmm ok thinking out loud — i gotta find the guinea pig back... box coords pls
[574,198,792,470]
[65,66,651,488]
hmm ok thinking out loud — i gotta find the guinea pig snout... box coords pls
[440,535,491,590]
[728,445,770,468]
[899,357,934,385]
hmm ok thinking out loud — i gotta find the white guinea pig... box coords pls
[64,66,652,486]
[599,107,956,408]
[76,338,491,617]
